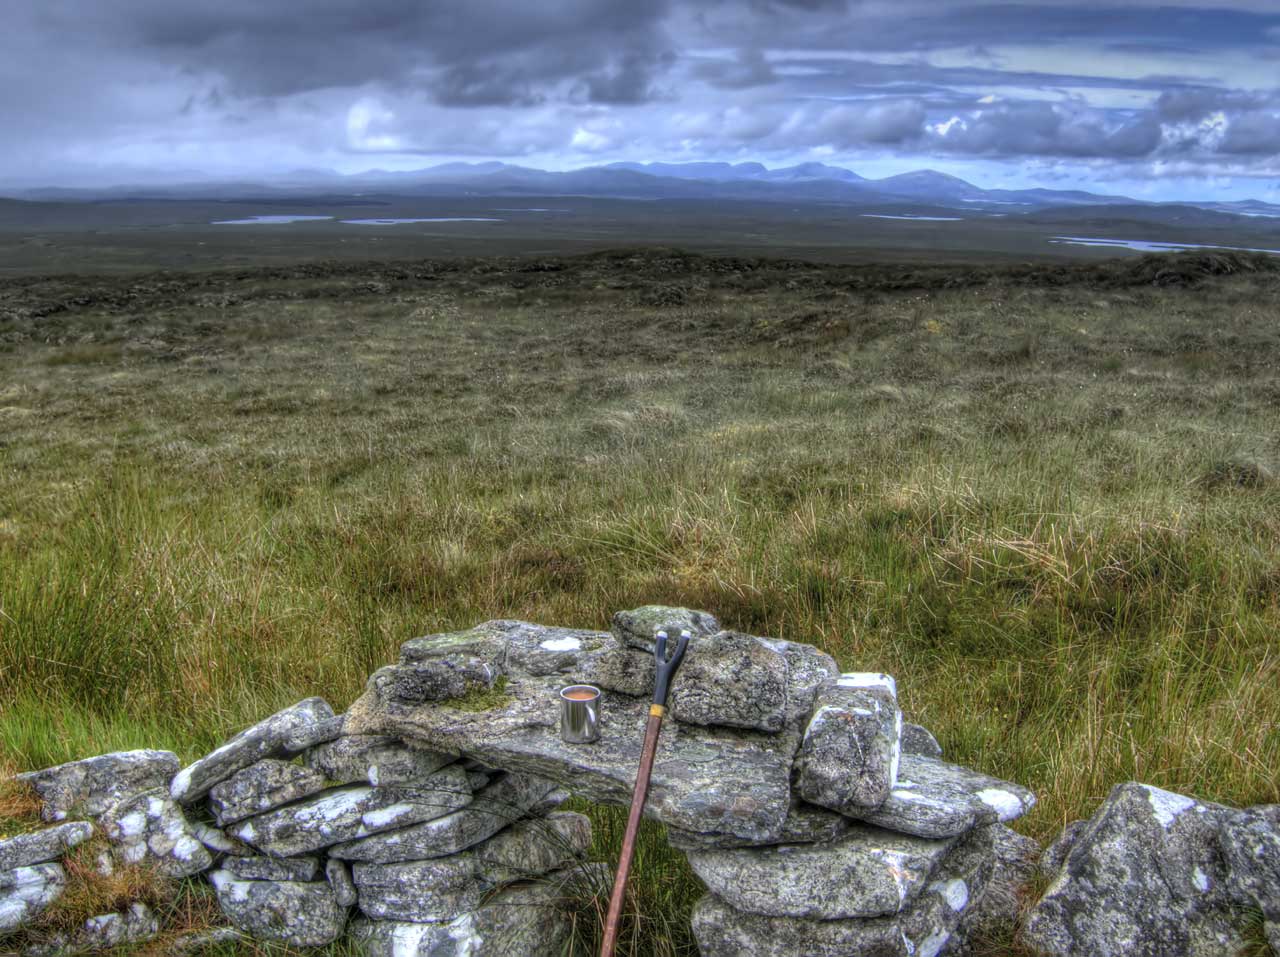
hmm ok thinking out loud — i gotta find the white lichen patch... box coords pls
[1192,866,1211,892]
[1141,785,1197,828]
[836,673,898,697]
[539,637,582,652]
[361,803,418,831]
[976,788,1025,821]
[930,877,969,912]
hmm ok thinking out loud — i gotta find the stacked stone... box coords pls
[685,670,1038,957]
[171,699,593,953]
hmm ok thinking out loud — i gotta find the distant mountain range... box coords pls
[10,161,1280,221]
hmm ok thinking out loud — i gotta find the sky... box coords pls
[4,0,1279,200]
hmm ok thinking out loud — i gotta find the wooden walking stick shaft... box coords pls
[600,707,665,957]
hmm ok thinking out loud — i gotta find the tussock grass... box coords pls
[1,249,1279,954]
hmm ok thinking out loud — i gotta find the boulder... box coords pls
[1024,783,1280,957]
[326,858,358,908]
[0,863,66,932]
[170,698,335,804]
[842,752,1035,838]
[668,631,790,733]
[21,903,159,956]
[351,812,591,922]
[685,821,958,919]
[305,735,454,788]
[690,825,997,957]
[98,788,213,878]
[207,869,349,948]
[207,759,331,826]
[0,822,93,870]
[902,722,943,758]
[224,855,321,882]
[794,672,901,813]
[611,605,720,653]
[226,765,473,857]
[16,750,179,822]
[329,772,561,863]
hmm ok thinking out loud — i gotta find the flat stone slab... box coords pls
[17,750,179,822]
[795,673,902,814]
[1025,783,1280,957]
[348,865,606,957]
[0,822,93,870]
[329,772,560,863]
[22,903,160,957]
[0,862,66,932]
[208,758,331,826]
[842,752,1035,838]
[351,812,591,922]
[691,824,996,957]
[305,735,454,788]
[345,622,800,843]
[99,788,214,878]
[223,855,321,882]
[668,798,850,851]
[612,605,721,653]
[685,821,958,919]
[226,766,473,857]
[208,870,349,948]
[170,697,335,804]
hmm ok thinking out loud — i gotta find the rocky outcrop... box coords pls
[16,751,179,823]
[1024,782,1280,957]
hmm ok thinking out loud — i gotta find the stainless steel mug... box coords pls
[559,684,601,744]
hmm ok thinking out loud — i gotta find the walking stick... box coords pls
[599,627,691,957]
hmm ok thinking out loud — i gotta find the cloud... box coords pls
[695,48,779,89]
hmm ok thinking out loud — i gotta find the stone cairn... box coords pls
[7,605,1272,955]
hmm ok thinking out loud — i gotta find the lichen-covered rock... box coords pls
[224,855,321,882]
[758,637,839,726]
[351,812,591,921]
[347,865,605,957]
[668,631,790,733]
[0,862,66,932]
[1040,819,1087,876]
[208,869,349,947]
[99,788,214,878]
[208,758,331,826]
[326,858,358,908]
[690,825,996,957]
[0,822,93,870]
[950,824,1040,954]
[22,902,160,956]
[168,927,243,954]
[227,765,473,857]
[902,722,943,758]
[170,698,335,804]
[843,752,1035,838]
[17,750,179,822]
[497,621,610,676]
[305,735,454,788]
[668,798,849,851]
[575,638,656,697]
[369,655,502,707]
[611,605,720,653]
[1025,783,1280,957]
[795,673,901,813]
[329,772,560,863]
[189,820,251,856]
[685,821,958,919]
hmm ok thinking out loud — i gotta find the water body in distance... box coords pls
[1050,236,1280,255]
[339,218,504,225]
[861,214,964,221]
[211,215,335,225]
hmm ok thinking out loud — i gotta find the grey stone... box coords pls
[347,865,606,957]
[690,825,997,957]
[98,788,214,878]
[326,857,358,908]
[668,630,790,733]
[223,855,321,882]
[0,822,93,870]
[207,758,330,826]
[950,824,1041,953]
[496,621,610,676]
[371,655,501,706]
[902,722,944,758]
[305,735,454,788]
[575,637,655,697]
[16,750,179,822]
[843,752,1035,838]
[208,869,349,948]
[227,765,473,857]
[345,634,799,843]
[0,863,65,932]
[758,637,839,726]
[685,821,958,919]
[795,672,902,813]
[170,697,335,804]
[668,798,850,851]
[611,605,720,653]
[167,927,243,954]
[1024,782,1280,957]
[351,812,590,921]
[280,712,346,753]
[22,902,159,956]
[328,773,560,863]
[1040,819,1088,876]
[189,820,252,856]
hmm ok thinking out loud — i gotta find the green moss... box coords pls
[440,676,511,712]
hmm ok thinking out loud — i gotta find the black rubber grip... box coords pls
[652,628,691,706]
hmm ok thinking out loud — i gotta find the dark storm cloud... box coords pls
[3,0,1280,190]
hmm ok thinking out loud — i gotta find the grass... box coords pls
[1,247,1279,954]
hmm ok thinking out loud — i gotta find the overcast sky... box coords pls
[4,0,1279,199]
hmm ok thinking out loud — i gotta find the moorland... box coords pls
[1,246,1278,954]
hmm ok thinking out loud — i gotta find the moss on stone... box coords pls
[440,676,511,712]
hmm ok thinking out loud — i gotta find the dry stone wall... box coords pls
[2,605,1276,956]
